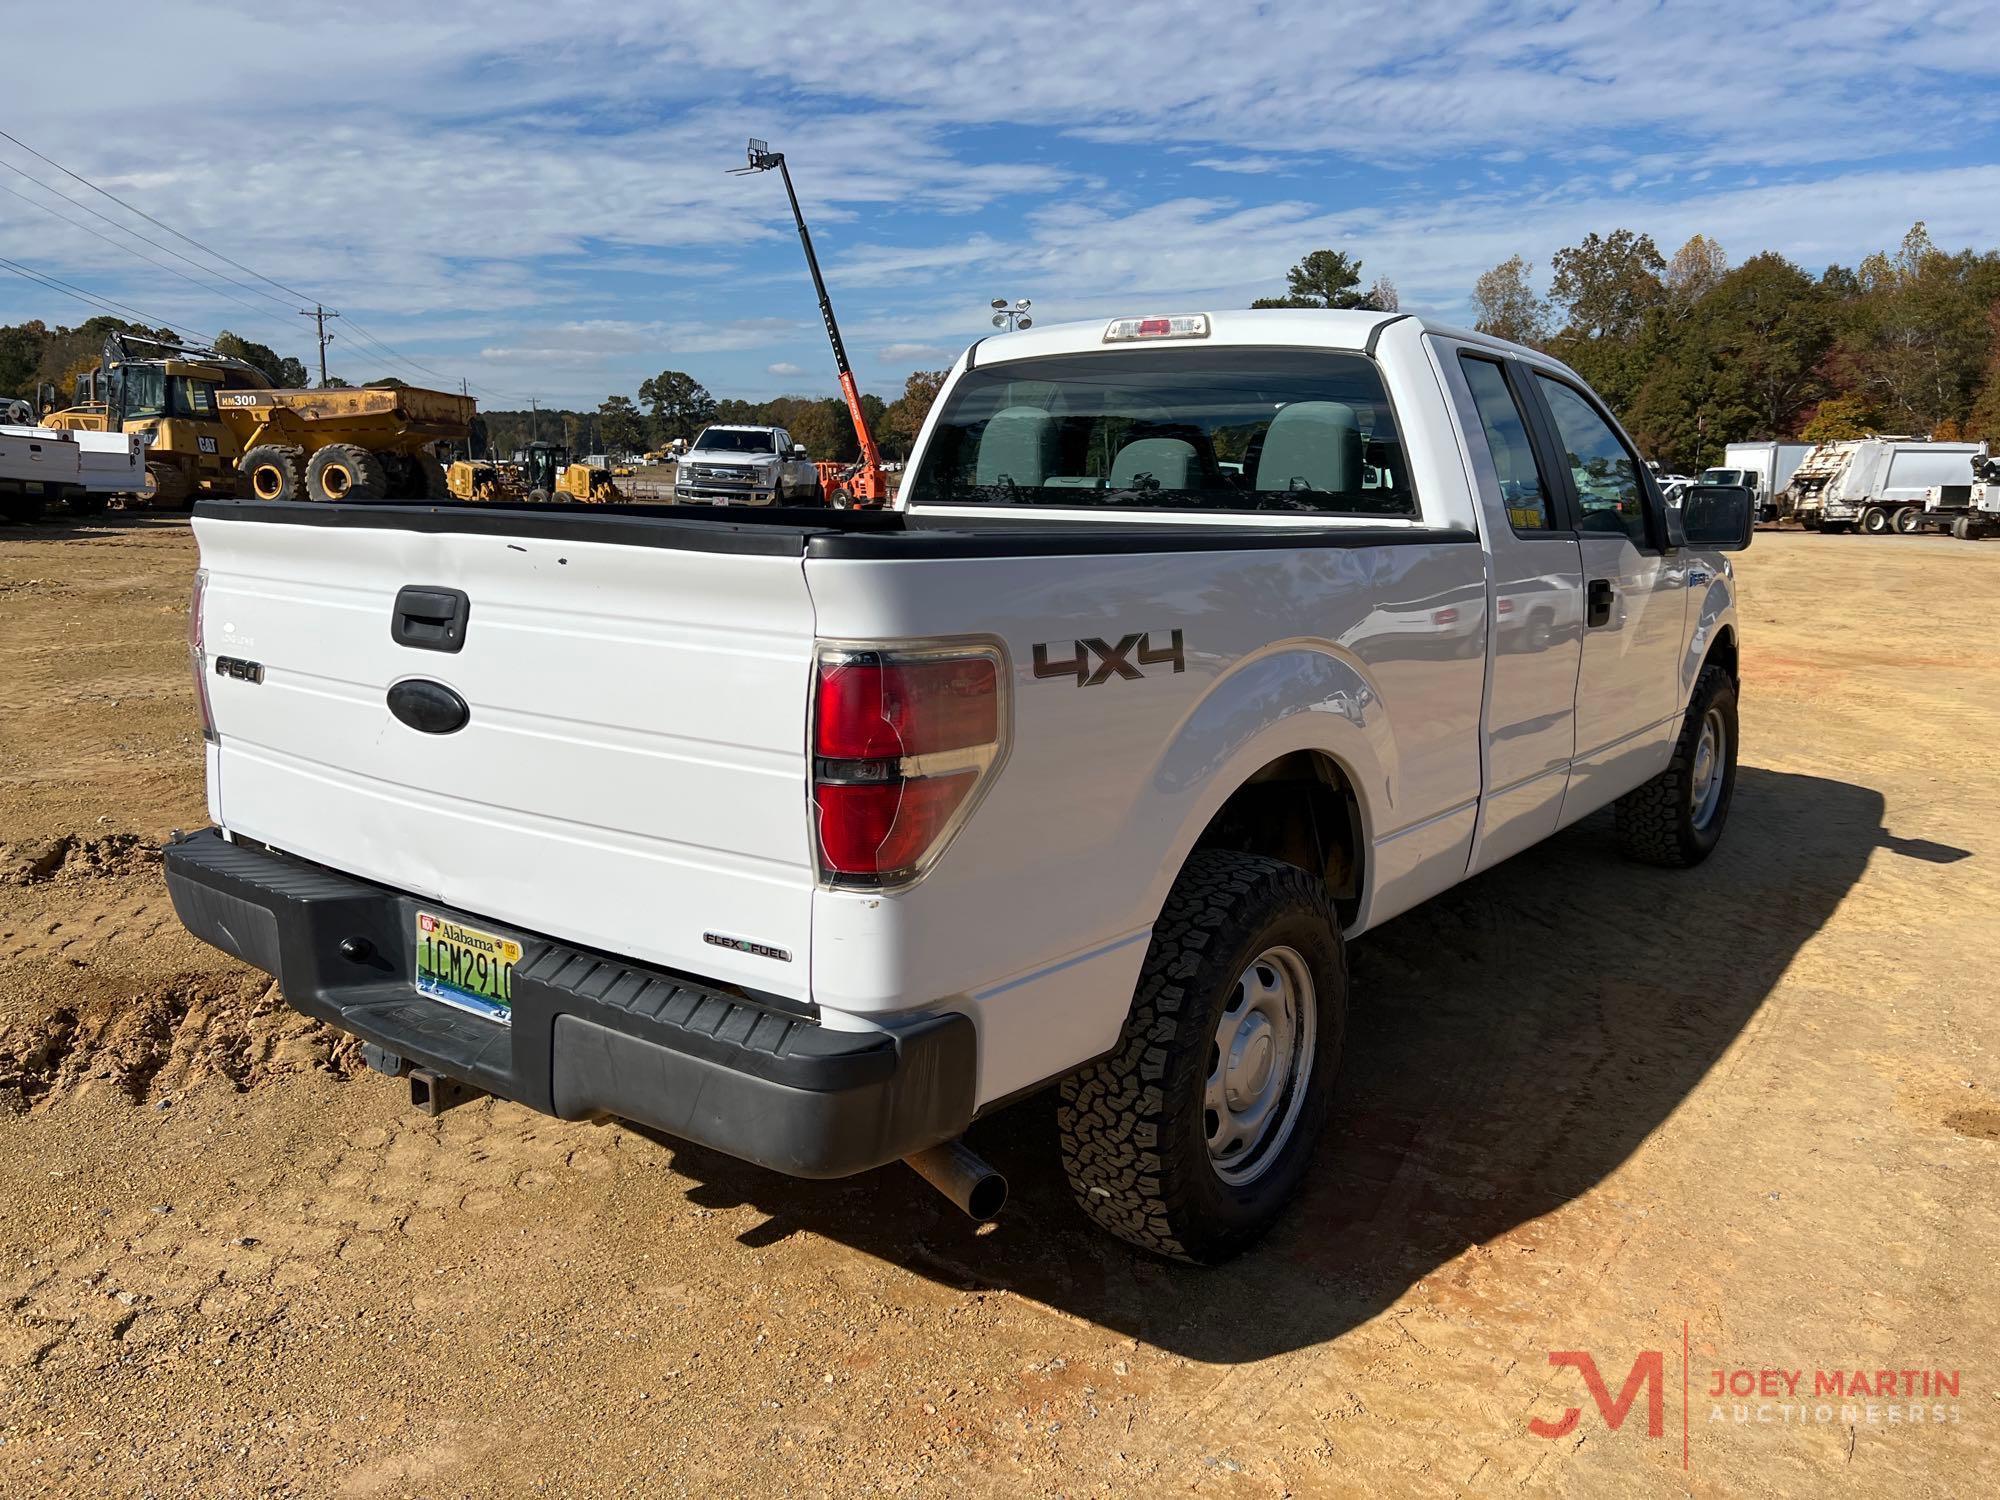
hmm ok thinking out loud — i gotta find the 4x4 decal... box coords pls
[1032,629,1185,687]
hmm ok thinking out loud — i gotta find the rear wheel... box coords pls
[1860,506,1890,535]
[1058,850,1347,1263]
[62,489,108,517]
[239,445,305,502]
[146,461,194,510]
[419,457,450,499]
[1953,515,1977,541]
[1615,664,1738,868]
[305,443,386,503]
[1893,505,1924,534]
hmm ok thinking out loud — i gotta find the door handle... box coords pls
[391,585,471,653]
[1586,578,1614,628]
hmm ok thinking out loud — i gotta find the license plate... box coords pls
[414,912,520,1025]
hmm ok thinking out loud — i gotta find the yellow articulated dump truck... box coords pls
[220,385,476,502]
[40,335,476,505]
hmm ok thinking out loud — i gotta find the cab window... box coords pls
[1534,376,1649,547]
[1459,355,1554,533]
[170,377,217,418]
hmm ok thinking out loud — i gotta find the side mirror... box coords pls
[1681,484,1754,551]
[791,444,808,457]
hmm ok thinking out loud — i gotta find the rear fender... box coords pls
[1141,642,1390,922]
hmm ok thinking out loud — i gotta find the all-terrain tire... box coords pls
[419,457,451,498]
[238,445,306,502]
[1615,664,1738,868]
[305,443,386,502]
[1057,850,1347,1264]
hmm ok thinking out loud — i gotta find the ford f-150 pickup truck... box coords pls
[165,309,1752,1262]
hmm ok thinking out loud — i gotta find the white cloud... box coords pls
[767,361,803,375]
[2,1,1996,406]
[1192,156,1288,176]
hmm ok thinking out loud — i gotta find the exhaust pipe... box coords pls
[904,1139,1007,1221]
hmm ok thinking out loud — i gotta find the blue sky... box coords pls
[4,1,1998,409]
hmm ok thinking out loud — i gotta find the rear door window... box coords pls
[1459,355,1556,534]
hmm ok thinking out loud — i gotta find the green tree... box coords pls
[1800,394,1875,442]
[637,368,717,444]
[1549,229,1668,409]
[214,330,308,387]
[1251,249,1390,310]
[1832,222,2000,434]
[883,368,948,455]
[1471,256,1549,345]
[597,394,646,453]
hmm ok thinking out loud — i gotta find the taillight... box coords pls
[188,568,217,743]
[812,644,1006,886]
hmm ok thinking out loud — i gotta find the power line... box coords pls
[0,132,533,404]
[0,128,315,305]
[0,179,305,338]
[0,154,301,317]
[0,254,211,341]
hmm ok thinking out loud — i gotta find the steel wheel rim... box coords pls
[323,463,352,498]
[1690,706,1727,830]
[1205,945,1317,1186]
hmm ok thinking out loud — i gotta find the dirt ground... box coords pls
[2,516,1997,1498]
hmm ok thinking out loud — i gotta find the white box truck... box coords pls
[1700,441,1810,524]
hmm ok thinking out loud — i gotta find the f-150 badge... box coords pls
[1033,629,1185,687]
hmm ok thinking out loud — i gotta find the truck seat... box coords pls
[1254,402,1361,495]
[975,406,1057,488]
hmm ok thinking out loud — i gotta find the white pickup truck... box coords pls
[165,310,1751,1262]
[672,423,820,504]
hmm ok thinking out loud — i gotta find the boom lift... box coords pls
[733,139,887,507]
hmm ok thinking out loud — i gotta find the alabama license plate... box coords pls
[414,912,520,1025]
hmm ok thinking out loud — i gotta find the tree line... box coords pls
[1466,222,2000,469]
[476,368,949,463]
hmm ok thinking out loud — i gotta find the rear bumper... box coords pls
[162,829,975,1178]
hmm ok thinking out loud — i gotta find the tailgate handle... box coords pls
[391,586,470,653]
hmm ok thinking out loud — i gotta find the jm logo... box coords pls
[1529,1350,1665,1440]
[1033,629,1186,687]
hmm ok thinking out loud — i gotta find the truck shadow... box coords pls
[644,767,1924,1363]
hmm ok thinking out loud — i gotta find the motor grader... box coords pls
[446,441,621,504]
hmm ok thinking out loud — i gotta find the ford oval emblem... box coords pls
[387,678,469,735]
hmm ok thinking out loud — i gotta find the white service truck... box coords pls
[1782,437,1987,534]
[1917,454,2000,540]
[1701,440,1810,524]
[671,423,821,504]
[164,310,1752,1262]
[0,418,147,522]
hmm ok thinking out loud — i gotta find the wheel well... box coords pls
[1705,626,1739,685]
[1189,751,1363,926]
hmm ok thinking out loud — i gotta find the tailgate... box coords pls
[191,507,818,1001]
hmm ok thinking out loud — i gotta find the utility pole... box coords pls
[300,304,339,386]
[462,378,475,460]
[530,396,539,448]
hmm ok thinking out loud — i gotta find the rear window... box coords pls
[905,348,1417,517]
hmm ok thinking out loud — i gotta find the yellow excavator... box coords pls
[40,334,270,506]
